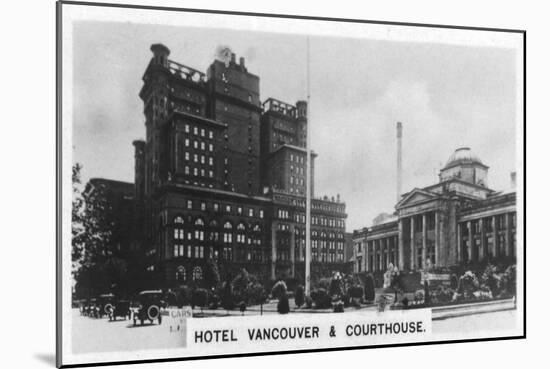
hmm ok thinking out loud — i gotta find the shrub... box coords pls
[431,285,453,303]
[480,264,500,295]
[209,294,219,310]
[333,300,344,313]
[247,282,266,305]
[317,277,331,291]
[329,273,345,299]
[364,274,376,302]
[192,288,209,311]
[414,290,425,304]
[457,271,479,299]
[277,294,290,314]
[311,288,332,309]
[348,285,364,299]
[271,280,288,300]
[499,265,516,297]
[221,282,234,310]
[294,285,305,308]
[177,286,192,307]
[239,301,247,315]
[305,296,313,309]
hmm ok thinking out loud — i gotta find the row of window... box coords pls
[178,201,264,218]
[184,124,214,139]
[183,138,214,152]
[183,166,214,178]
[184,152,214,166]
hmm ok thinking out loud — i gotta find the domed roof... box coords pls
[443,147,485,169]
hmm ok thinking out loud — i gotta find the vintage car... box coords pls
[93,293,115,318]
[132,290,164,326]
[109,299,131,321]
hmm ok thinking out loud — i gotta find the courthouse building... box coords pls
[352,147,517,274]
[93,43,350,287]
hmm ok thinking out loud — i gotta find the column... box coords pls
[457,221,462,263]
[398,219,404,270]
[480,218,486,261]
[384,237,391,269]
[365,241,370,272]
[410,216,415,270]
[468,220,474,262]
[491,215,498,258]
[422,213,427,269]
[290,225,296,277]
[271,222,277,280]
[434,211,439,266]
[504,213,511,257]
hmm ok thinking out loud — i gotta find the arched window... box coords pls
[176,266,186,281]
[174,216,185,240]
[192,266,202,281]
[223,222,233,243]
[236,223,246,244]
[209,220,219,242]
[194,218,205,241]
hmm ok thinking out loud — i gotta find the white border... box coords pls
[59,3,525,366]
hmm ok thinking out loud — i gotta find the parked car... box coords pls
[109,299,131,321]
[132,290,164,326]
[93,294,115,318]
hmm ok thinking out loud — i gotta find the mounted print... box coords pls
[56,1,525,367]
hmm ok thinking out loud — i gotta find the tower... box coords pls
[207,54,261,195]
[396,122,403,203]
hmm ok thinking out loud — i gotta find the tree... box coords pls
[203,259,221,289]
[71,164,85,267]
[73,178,124,298]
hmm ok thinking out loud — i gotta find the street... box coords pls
[72,307,517,354]
[71,309,186,354]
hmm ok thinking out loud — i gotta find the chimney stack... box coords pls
[396,122,403,203]
[510,171,517,189]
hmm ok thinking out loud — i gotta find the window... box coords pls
[209,170,214,178]
[259,210,264,219]
[201,142,206,150]
[201,128,205,137]
[185,138,189,147]
[192,266,202,280]
[173,216,184,240]
[194,140,198,149]
[193,168,198,176]
[185,124,190,133]
[209,157,214,166]
[185,166,189,175]
[193,154,198,163]
[248,208,254,217]
[209,130,213,139]
[176,266,186,281]
[209,143,214,152]
[185,152,190,161]
[213,203,219,212]
[237,207,243,215]
[187,200,193,209]
[225,205,231,213]
[193,127,198,135]
[201,202,206,211]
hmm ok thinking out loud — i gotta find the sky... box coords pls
[72,21,518,231]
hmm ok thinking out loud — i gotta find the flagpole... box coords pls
[305,36,312,297]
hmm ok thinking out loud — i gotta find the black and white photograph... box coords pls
[56,1,525,367]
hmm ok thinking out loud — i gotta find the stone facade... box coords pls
[125,43,349,287]
[353,148,517,274]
